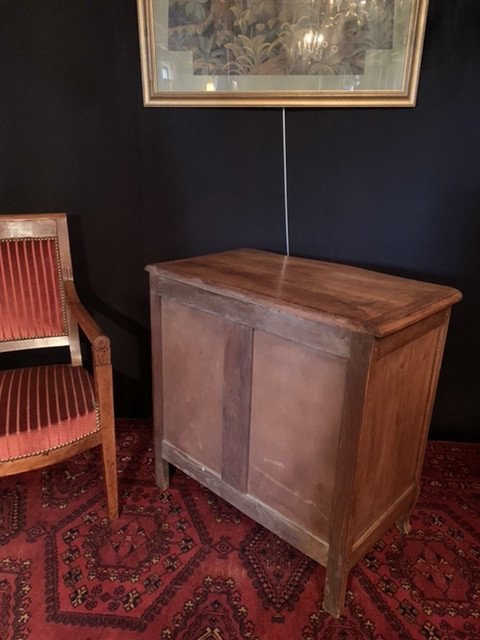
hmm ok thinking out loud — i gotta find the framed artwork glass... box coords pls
[137,0,429,107]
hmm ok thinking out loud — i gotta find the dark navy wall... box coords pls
[1,0,479,440]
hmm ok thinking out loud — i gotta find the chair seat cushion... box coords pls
[0,364,99,462]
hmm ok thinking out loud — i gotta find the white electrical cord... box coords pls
[282,107,290,256]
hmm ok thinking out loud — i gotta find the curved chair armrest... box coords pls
[64,281,111,367]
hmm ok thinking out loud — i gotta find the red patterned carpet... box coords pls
[1,419,480,640]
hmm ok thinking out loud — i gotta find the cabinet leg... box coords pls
[323,557,349,618]
[396,511,412,535]
[396,492,417,535]
[156,458,170,490]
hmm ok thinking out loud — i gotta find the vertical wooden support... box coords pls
[221,323,254,493]
[323,334,373,617]
[98,362,119,521]
[150,276,169,489]
[57,217,82,367]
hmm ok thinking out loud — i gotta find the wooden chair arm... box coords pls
[64,281,111,367]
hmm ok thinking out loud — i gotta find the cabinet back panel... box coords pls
[162,300,224,474]
[248,330,347,541]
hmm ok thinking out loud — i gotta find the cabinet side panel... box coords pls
[352,324,443,540]
[162,299,224,474]
[249,330,348,541]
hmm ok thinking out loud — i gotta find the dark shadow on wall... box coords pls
[67,215,153,419]
[139,106,287,268]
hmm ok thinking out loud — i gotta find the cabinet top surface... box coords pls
[147,249,461,337]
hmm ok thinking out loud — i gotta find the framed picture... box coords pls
[137,0,429,107]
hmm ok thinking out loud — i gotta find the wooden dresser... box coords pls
[146,249,461,616]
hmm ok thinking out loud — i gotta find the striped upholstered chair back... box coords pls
[0,213,118,520]
[0,214,81,363]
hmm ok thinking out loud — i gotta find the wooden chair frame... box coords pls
[0,213,118,520]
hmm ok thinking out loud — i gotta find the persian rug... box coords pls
[1,419,479,640]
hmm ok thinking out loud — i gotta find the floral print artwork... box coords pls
[167,0,395,76]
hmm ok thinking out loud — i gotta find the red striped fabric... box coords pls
[0,238,67,342]
[0,365,99,461]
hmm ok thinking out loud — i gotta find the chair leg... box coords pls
[101,422,119,520]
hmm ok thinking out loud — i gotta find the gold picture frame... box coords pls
[137,0,429,108]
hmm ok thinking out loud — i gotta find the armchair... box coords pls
[0,213,118,519]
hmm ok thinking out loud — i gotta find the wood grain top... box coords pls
[147,249,462,337]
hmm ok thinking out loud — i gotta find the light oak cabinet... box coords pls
[147,249,461,616]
